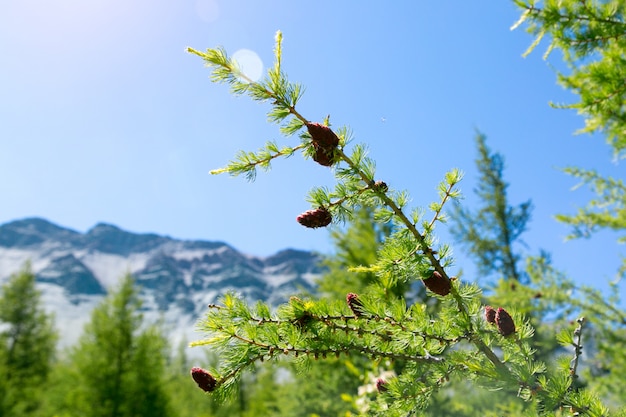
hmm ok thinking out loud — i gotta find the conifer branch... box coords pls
[189,34,538,408]
[427,178,458,230]
[209,142,305,180]
[512,0,626,157]
[205,320,446,389]
[186,45,308,126]
[569,317,585,387]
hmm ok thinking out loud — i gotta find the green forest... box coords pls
[2,1,626,416]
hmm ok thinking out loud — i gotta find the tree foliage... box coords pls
[186,29,626,415]
[58,274,172,417]
[513,0,626,278]
[512,0,626,158]
[554,166,626,278]
[450,132,532,283]
[1,3,625,416]
[0,264,57,416]
[555,167,626,242]
[317,207,407,300]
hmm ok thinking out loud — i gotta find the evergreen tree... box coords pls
[318,207,409,300]
[513,0,626,277]
[60,274,172,417]
[163,339,215,417]
[512,4,626,409]
[438,135,564,416]
[554,167,626,277]
[512,0,626,158]
[285,208,397,416]
[185,21,626,415]
[449,132,532,283]
[0,264,57,416]
[446,133,558,348]
[166,345,251,417]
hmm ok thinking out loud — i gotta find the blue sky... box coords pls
[1,1,623,293]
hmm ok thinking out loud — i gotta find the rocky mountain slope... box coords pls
[0,218,324,349]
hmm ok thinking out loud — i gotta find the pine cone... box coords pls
[346,292,365,317]
[191,367,217,392]
[484,306,496,324]
[374,180,388,192]
[422,270,451,296]
[306,122,339,147]
[376,378,388,393]
[307,122,339,167]
[312,145,335,166]
[495,307,516,336]
[296,207,332,228]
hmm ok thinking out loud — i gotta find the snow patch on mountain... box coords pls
[78,251,151,289]
[0,218,325,351]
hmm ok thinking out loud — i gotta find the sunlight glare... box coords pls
[232,49,264,83]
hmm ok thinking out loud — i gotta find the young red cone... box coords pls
[376,378,388,393]
[191,367,217,392]
[422,270,451,296]
[374,180,388,192]
[484,306,496,324]
[296,207,332,228]
[306,122,339,147]
[312,144,336,166]
[306,122,339,167]
[495,307,516,336]
[346,292,365,317]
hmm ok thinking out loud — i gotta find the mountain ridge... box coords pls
[0,217,325,349]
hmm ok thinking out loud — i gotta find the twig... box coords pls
[569,317,585,387]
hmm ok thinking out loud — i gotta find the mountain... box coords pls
[0,218,325,350]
